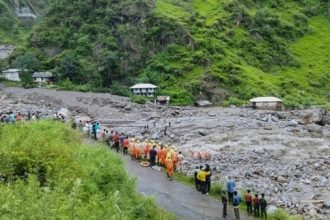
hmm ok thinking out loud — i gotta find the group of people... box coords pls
[0,111,66,124]
[194,164,212,194]
[79,120,270,219]
[79,121,185,181]
[115,138,185,181]
[222,177,268,219]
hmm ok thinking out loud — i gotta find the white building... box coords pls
[250,97,284,110]
[0,69,21,81]
[32,72,53,83]
[130,83,158,97]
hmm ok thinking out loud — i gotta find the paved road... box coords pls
[122,155,254,220]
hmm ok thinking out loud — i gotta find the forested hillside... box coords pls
[2,0,330,107]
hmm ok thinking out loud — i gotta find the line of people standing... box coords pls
[221,177,268,219]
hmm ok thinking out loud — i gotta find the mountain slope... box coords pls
[4,0,330,107]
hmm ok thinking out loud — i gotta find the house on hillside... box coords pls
[130,83,158,97]
[0,69,21,81]
[250,97,284,110]
[32,72,54,83]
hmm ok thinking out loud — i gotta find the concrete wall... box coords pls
[1,72,21,81]
[252,101,283,110]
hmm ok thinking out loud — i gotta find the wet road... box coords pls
[122,156,254,220]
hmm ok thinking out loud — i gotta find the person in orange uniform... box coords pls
[135,140,142,160]
[143,139,150,159]
[158,146,166,167]
[171,149,178,171]
[165,156,174,181]
[122,136,130,155]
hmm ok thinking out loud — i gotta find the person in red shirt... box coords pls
[245,189,253,215]
[122,137,129,155]
[253,193,260,217]
[113,132,120,153]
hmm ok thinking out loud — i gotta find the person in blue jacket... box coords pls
[233,191,241,220]
[227,176,236,203]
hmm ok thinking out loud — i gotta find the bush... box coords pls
[130,95,147,104]
[223,97,246,107]
[0,121,175,219]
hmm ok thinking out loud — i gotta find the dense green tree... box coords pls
[13,52,40,88]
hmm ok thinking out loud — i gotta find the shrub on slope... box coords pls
[0,121,173,219]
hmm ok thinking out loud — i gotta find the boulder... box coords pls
[58,108,71,121]
[305,124,322,133]
[287,120,298,127]
[322,129,330,138]
[298,109,323,125]
[277,175,288,183]
[321,115,330,125]
[267,205,277,214]
[324,199,330,209]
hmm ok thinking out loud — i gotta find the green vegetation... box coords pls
[1,0,329,107]
[130,95,148,104]
[0,121,176,219]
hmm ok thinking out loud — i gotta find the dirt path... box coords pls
[121,154,253,220]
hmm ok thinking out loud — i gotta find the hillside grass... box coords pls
[148,0,330,107]
[2,0,329,107]
[0,121,177,219]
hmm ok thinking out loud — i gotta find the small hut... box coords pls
[32,72,53,83]
[250,97,284,110]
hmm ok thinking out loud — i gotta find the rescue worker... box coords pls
[122,136,129,155]
[165,155,174,181]
[260,193,268,219]
[245,189,253,215]
[135,140,142,160]
[253,193,260,217]
[149,146,157,167]
[158,146,165,167]
[197,167,210,194]
[176,151,184,171]
[171,148,178,171]
[143,139,150,159]
[129,139,135,159]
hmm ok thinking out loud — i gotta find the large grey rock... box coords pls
[277,175,288,183]
[267,205,277,214]
[58,108,71,121]
[324,199,330,209]
[298,109,324,125]
[305,124,322,133]
[321,115,330,125]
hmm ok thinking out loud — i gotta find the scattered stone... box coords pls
[277,175,288,183]
[324,199,330,209]
[267,205,277,214]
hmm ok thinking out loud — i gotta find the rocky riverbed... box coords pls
[1,85,330,219]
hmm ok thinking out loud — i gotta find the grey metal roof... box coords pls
[32,72,53,78]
